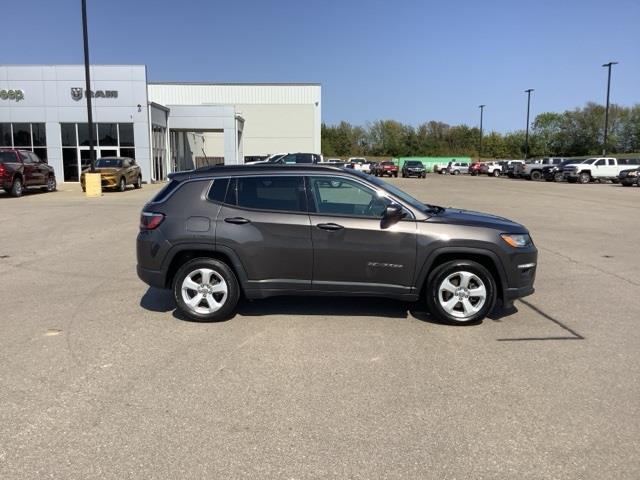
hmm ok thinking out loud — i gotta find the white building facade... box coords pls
[0,64,321,183]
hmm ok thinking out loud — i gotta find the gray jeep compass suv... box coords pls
[137,165,537,324]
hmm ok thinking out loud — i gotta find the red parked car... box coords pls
[374,161,399,177]
[469,162,483,176]
[0,149,57,197]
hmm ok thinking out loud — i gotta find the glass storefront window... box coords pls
[63,148,79,182]
[61,124,77,147]
[119,124,134,146]
[77,123,97,147]
[120,148,135,159]
[0,124,12,146]
[34,148,48,162]
[12,123,31,147]
[98,123,118,146]
[32,123,46,146]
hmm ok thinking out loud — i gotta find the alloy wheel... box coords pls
[181,268,228,315]
[438,271,487,319]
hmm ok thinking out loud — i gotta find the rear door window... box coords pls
[235,176,306,212]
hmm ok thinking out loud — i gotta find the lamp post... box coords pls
[524,89,534,159]
[478,105,485,159]
[602,61,618,155]
[81,0,96,173]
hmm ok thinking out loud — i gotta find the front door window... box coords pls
[308,176,390,217]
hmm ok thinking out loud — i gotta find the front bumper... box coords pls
[80,175,119,188]
[500,247,537,303]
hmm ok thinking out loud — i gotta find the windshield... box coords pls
[96,158,122,168]
[406,161,422,166]
[582,158,598,165]
[381,161,394,166]
[266,154,286,163]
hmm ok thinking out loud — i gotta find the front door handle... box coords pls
[224,217,250,225]
[317,222,344,231]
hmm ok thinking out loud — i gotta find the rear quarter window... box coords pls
[206,178,230,203]
[150,179,181,203]
[0,151,19,163]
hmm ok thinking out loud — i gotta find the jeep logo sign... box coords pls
[71,88,118,101]
[0,89,25,102]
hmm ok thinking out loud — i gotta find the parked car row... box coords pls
[468,156,640,186]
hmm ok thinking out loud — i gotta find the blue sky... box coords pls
[2,0,638,132]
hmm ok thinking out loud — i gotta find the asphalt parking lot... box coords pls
[1,175,639,479]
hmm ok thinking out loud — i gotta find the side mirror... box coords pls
[381,204,406,229]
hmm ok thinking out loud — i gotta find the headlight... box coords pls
[628,171,639,177]
[501,233,533,248]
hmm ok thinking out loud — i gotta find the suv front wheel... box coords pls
[173,258,240,322]
[425,260,497,324]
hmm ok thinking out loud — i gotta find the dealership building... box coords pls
[0,65,321,182]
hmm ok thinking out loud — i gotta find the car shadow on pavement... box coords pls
[140,287,519,325]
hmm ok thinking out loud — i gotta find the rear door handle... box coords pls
[317,222,344,231]
[224,217,250,225]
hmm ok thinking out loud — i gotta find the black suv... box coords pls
[401,161,426,178]
[137,165,537,324]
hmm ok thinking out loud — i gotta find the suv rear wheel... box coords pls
[530,170,542,181]
[173,258,240,322]
[425,260,497,324]
[10,177,23,197]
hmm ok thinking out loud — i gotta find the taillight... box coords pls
[0,164,5,177]
[140,212,165,230]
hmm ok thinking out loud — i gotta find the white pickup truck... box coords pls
[348,157,372,174]
[563,157,632,184]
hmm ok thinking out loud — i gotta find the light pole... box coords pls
[524,89,534,159]
[478,105,485,158]
[602,61,618,155]
[81,0,96,173]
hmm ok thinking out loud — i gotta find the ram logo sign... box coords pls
[70,88,118,101]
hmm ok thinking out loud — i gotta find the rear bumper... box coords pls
[137,265,166,289]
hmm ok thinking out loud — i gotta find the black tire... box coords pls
[44,175,57,192]
[530,170,542,181]
[173,258,240,322]
[118,177,126,192]
[425,260,497,325]
[578,172,591,184]
[10,177,23,197]
[134,175,142,189]
[554,172,564,182]
[453,170,460,175]
[492,169,500,177]
[394,173,398,177]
